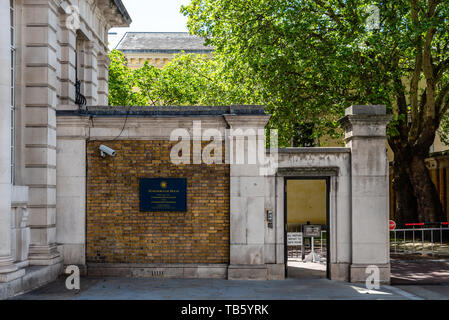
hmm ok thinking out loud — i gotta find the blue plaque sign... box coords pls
[139,178,187,212]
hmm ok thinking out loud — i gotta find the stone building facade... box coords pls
[116,32,214,69]
[0,0,130,298]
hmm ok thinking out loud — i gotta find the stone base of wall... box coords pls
[0,268,25,283]
[87,263,286,280]
[267,264,285,280]
[0,263,63,300]
[228,265,267,280]
[87,263,228,279]
[330,263,350,281]
[227,264,285,280]
[350,263,391,284]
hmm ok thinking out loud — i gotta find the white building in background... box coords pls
[0,0,130,298]
[115,32,214,69]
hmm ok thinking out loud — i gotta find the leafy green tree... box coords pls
[151,53,219,105]
[182,0,449,222]
[439,114,449,147]
[108,50,143,106]
[132,61,161,106]
[109,50,262,107]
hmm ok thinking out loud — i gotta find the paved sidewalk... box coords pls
[395,285,449,300]
[391,259,449,285]
[11,276,443,300]
[10,259,449,300]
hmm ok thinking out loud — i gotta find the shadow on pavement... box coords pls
[287,260,326,280]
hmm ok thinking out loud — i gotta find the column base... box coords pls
[0,268,25,283]
[0,263,63,299]
[28,244,62,266]
[228,265,267,280]
[0,256,26,283]
[350,263,390,284]
[0,256,18,274]
[266,264,285,280]
[329,262,350,281]
[15,260,29,270]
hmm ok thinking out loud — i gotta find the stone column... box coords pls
[58,13,77,109]
[23,0,61,266]
[0,0,24,282]
[83,41,98,106]
[339,105,392,283]
[97,53,110,106]
[224,113,271,280]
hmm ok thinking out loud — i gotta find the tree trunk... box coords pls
[392,157,418,223]
[408,154,446,223]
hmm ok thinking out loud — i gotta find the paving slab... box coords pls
[395,285,449,300]
[391,259,449,285]
[11,276,420,300]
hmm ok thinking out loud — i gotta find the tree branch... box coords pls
[414,0,439,146]
[435,57,449,83]
[436,82,449,121]
[409,0,423,141]
[314,0,342,26]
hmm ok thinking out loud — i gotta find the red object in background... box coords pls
[405,223,425,226]
[389,220,396,231]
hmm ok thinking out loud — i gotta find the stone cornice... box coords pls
[339,114,393,129]
[57,116,91,139]
[56,114,231,140]
[340,105,391,127]
[57,105,267,117]
[97,0,131,27]
[56,106,271,140]
[276,167,340,177]
[224,115,271,129]
[278,147,351,154]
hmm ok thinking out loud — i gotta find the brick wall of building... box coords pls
[86,140,230,264]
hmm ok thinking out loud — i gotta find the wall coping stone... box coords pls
[345,105,386,115]
[57,105,267,117]
[278,147,350,153]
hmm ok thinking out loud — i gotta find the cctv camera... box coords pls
[99,144,116,158]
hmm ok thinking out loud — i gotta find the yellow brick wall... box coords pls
[86,140,230,264]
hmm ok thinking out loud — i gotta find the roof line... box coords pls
[119,49,214,54]
[56,105,267,118]
[117,31,192,34]
[114,31,199,50]
[114,32,128,50]
[112,0,132,25]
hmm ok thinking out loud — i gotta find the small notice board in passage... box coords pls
[287,232,303,246]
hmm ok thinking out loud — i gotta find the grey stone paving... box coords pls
[11,276,440,300]
[391,259,449,284]
[8,260,449,300]
[395,285,449,300]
